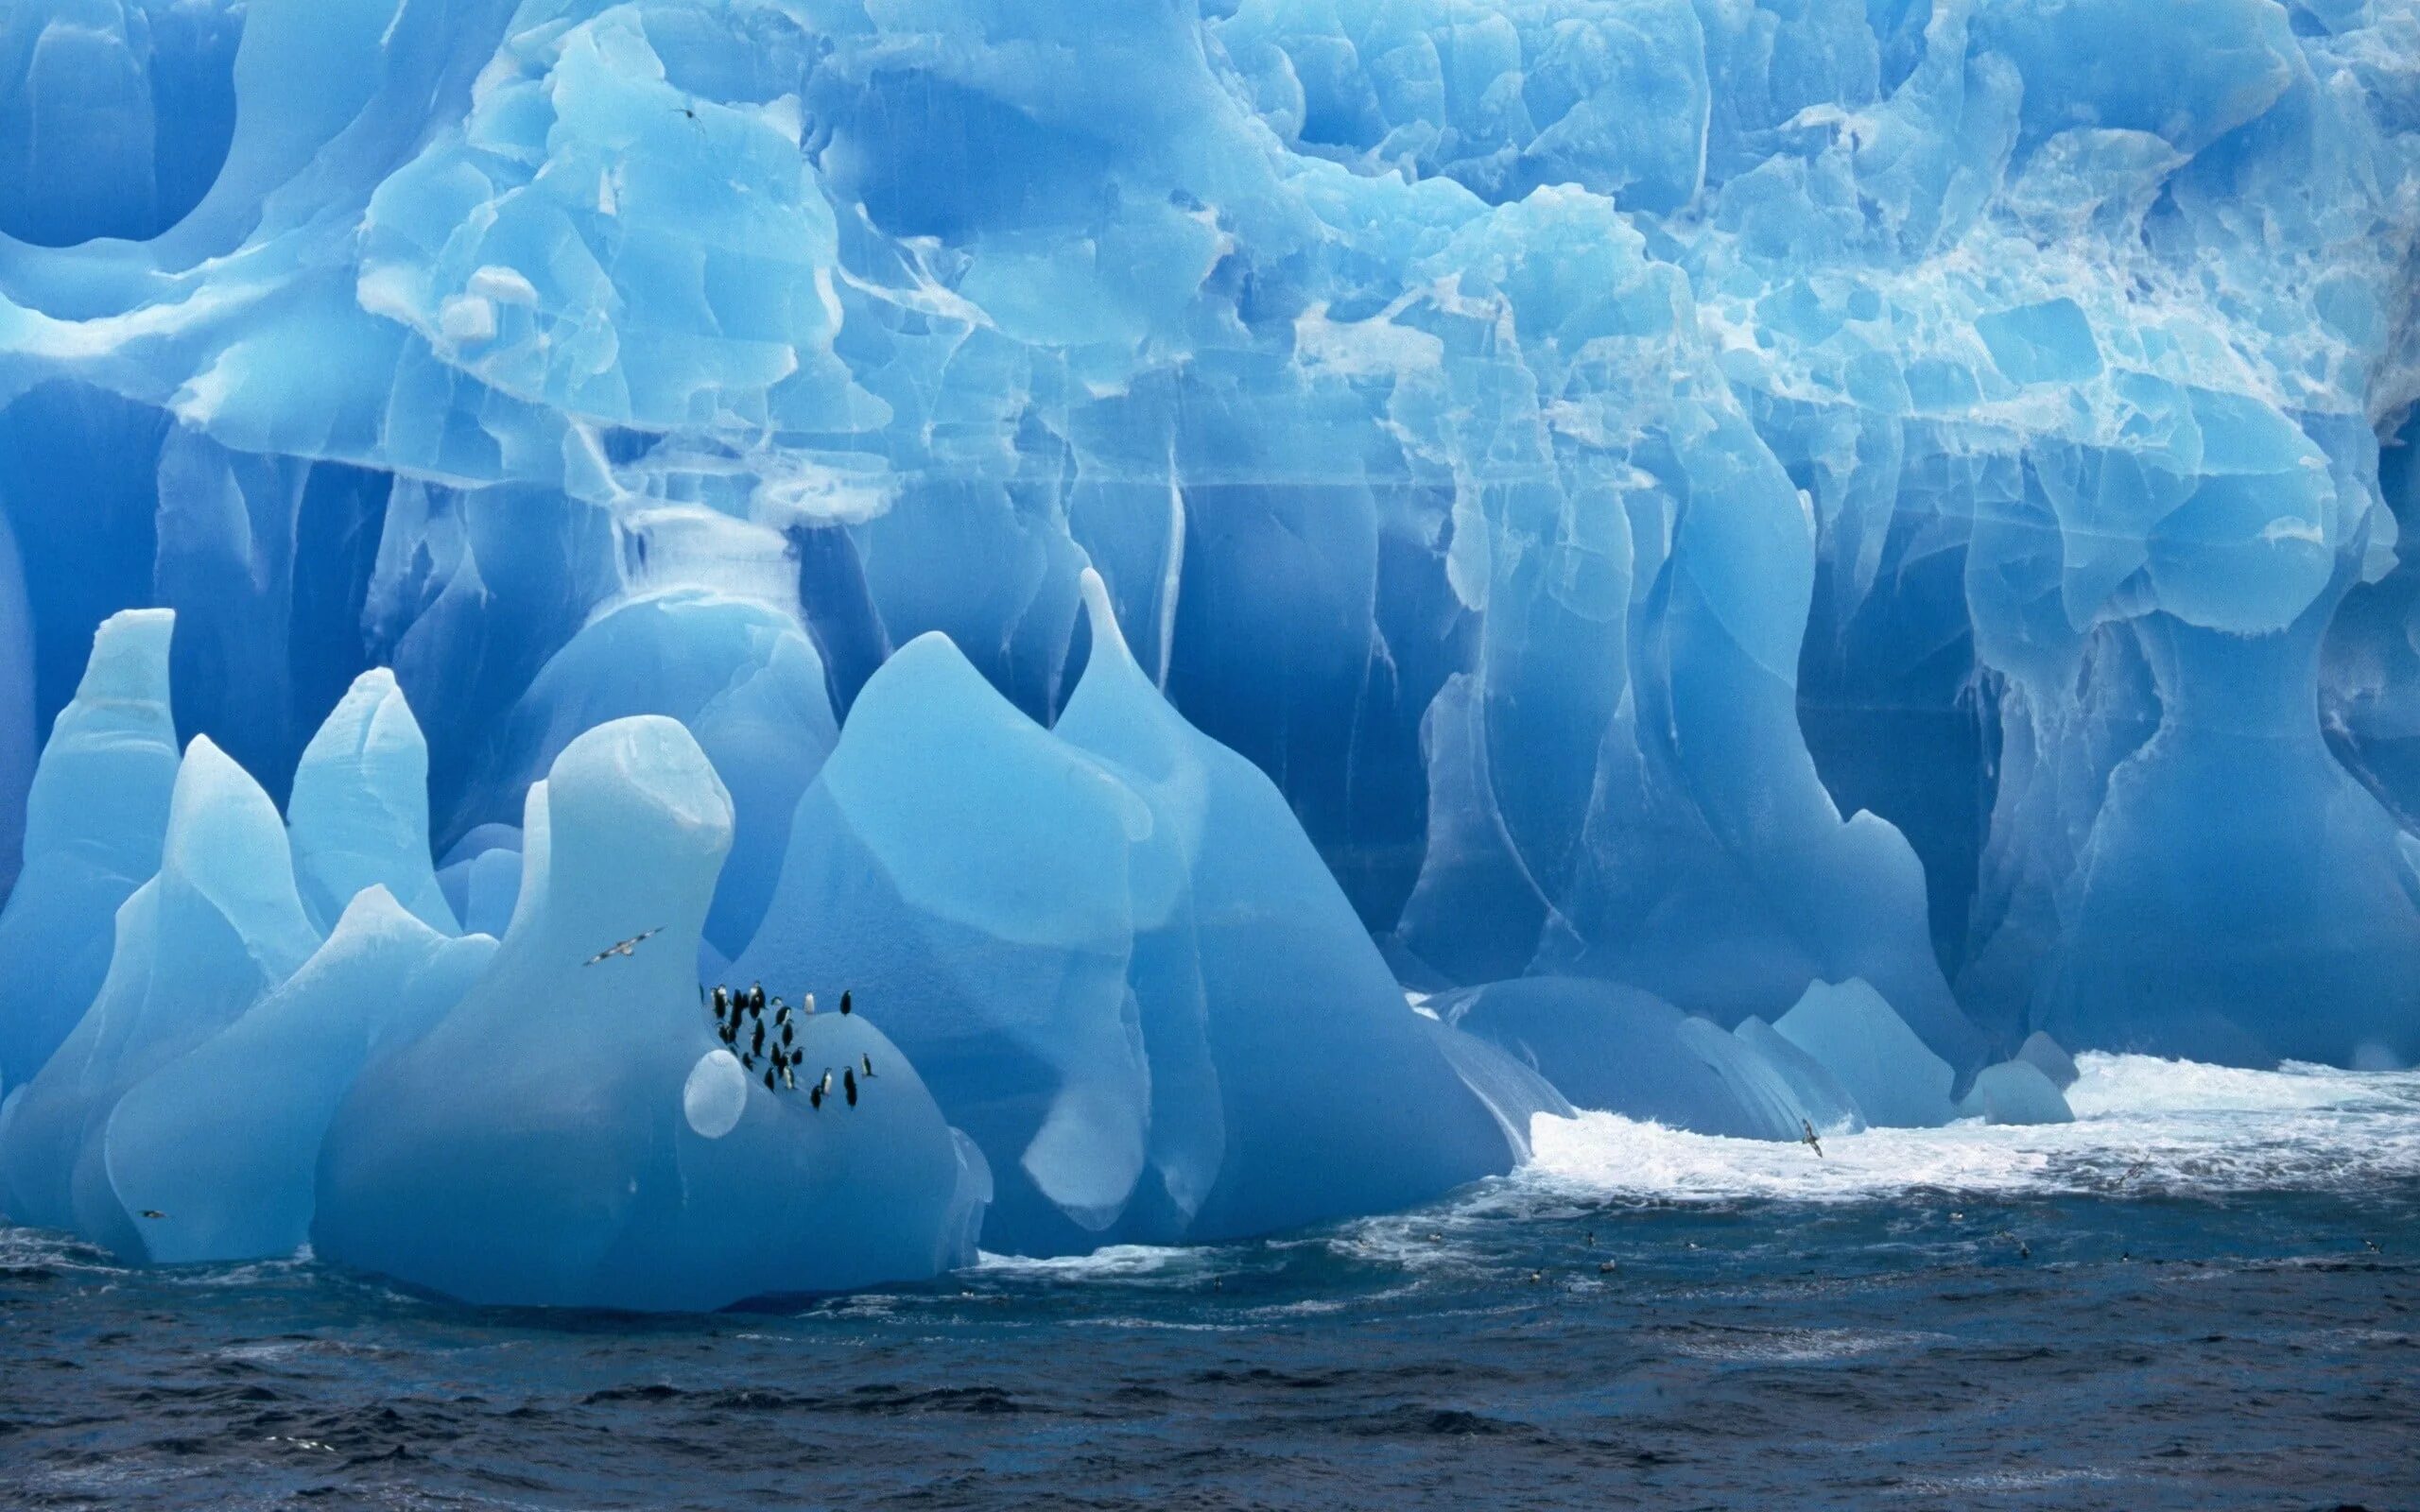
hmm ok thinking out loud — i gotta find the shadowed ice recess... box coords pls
[0,0,2417,1309]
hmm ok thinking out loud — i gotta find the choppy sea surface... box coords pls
[3,1054,2415,1511]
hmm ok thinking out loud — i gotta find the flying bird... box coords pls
[1800,1119,1824,1159]
[584,928,662,965]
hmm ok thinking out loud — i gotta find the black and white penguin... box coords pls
[752,1021,766,1056]
[860,1053,875,1079]
[844,1067,858,1107]
[809,1080,825,1110]
[711,985,731,1022]
[838,990,852,1017]
[747,982,766,1017]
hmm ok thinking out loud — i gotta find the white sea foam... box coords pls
[1517,1054,2420,1205]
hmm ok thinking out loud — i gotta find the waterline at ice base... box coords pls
[0,0,2416,1314]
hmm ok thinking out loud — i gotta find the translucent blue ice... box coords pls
[0,732,322,1244]
[314,717,986,1310]
[1772,978,1959,1129]
[0,0,2418,1297]
[0,610,180,1097]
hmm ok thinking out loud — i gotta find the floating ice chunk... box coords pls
[0,735,321,1245]
[287,669,458,936]
[2016,1031,2081,1091]
[735,632,1154,1249]
[0,610,182,1096]
[96,889,493,1263]
[1956,1060,2075,1126]
[1772,979,1959,1129]
[1058,572,1513,1239]
[315,717,980,1310]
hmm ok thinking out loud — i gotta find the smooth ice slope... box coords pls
[733,632,1158,1250]
[288,669,458,936]
[0,610,181,1095]
[462,591,839,959]
[314,717,984,1310]
[100,889,493,1263]
[1772,979,1960,1129]
[1443,976,1807,1141]
[0,735,322,1248]
[1054,572,1514,1242]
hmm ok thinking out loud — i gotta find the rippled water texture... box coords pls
[4,1056,2415,1510]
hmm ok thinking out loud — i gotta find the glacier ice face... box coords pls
[0,0,2416,1297]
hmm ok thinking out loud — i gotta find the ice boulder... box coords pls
[2016,1031,2081,1091]
[0,610,181,1095]
[96,889,494,1263]
[459,591,839,959]
[1772,979,1960,1129]
[1957,1060,2075,1126]
[732,631,1158,1251]
[1055,574,1514,1240]
[314,717,983,1310]
[287,669,458,936]
[0,735,323,1245]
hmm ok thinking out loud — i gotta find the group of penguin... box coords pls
[703,983,875,1110]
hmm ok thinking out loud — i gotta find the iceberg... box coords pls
[0,0,2415,1302]
[314,717,985,1310]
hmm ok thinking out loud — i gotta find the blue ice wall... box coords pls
[0,0,2413,1295]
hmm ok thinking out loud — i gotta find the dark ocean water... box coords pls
[3,1056,2416,1512]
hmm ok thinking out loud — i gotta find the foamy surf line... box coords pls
[1517,1054,2420,1204]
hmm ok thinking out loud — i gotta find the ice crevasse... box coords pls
[0,0,2417,1302]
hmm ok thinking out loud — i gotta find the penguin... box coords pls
[844,1067,858,1107]
[838,990,852,1017]
[783,1022,795,1048]
[817,1069,834,1099]
[748,983,766,1017]
[800,992,816,1017]
[860,1053,875,1078]
[782,1065,797,1091]
[139,1210,166,1220]
[810,1081,825,1110]
[711,985,731,1022]
[764,1068,777,1091]
[1801,1120,1824,1159]
[752,1021,766,1056]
